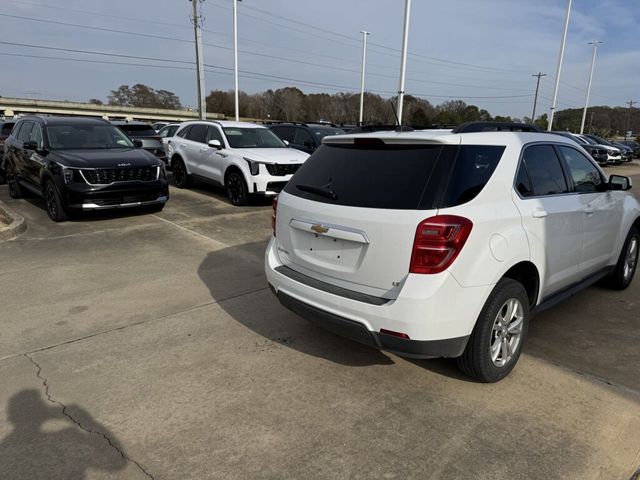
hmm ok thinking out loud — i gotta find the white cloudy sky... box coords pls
[0,0,638,118]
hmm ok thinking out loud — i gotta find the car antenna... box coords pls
[389,99,409,132]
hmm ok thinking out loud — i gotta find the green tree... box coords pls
[107,84,182,109]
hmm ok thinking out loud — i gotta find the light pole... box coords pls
[396,0,411,125]
[358,31,370,126]
[548,0,572,131]
[531,72,546,124]
[626,100,637,140]
[233,0,242,121]
[580,41,602,134]
[191,0,206,120]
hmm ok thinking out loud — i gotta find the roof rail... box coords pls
[348,124,414,134]
[452,122,543,134]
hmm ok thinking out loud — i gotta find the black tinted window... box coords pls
[557,146,603,193]
[440,145,505,207]
[17,122,34,142]
[186,124,208,143]
[274,126,295,142]
[521,145,568,196]
[1,122,15,135]
[294,128,314,145]
[206,126,224,145]
[176,125,191,138]
[119,125,157,137]
[284,144,444,209]
[515,164,533,197]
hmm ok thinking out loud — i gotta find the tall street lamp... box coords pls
[548,0,572,131]
[580,41,602,134]
[233,0,242,121]
[358,31,370,126]
[396,0,411,125]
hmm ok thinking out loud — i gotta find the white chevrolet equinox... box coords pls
[167,120,309,205]
[265,123,640,382]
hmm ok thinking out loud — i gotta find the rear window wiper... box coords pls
[295,183,338,200]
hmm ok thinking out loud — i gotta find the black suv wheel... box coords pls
[172,158,191,189]
[44,180,69,222]
[6,163,24,199]
[226,170,248,206]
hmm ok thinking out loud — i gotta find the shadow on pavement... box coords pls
[0,389,127,480]
[197,241,394,367]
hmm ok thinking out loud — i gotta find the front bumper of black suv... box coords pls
[62,179,169,210]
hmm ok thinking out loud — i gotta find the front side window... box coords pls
[17,122,34,143]
[557,146,603,193]
[30,124,44,149]
[206,126,224,145]
[519,145,568,197]
[223,127,286,148]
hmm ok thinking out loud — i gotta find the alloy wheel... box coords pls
[173,162,185,187]
[490,298,524,367]
[45,183,58,219]
[226,173,244,205]
[623,237,638,282]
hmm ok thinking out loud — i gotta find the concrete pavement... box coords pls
[0,176,639,480]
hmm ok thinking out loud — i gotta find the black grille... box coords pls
[81,166,158,184]
[266,163,301,176]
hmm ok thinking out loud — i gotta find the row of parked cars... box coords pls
[551,131,637,165]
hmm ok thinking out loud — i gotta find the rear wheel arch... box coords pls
[170,154,185,170]
[500,261,540,309]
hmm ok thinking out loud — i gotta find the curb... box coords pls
[0,200,26,241]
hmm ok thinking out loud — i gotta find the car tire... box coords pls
[6,163,24,199]
[43,180,69,222]
[172,158,191,189]
[225,170,249,206]
[456,278,529,383]
[604,226,639,290]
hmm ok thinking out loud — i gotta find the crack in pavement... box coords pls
[24,353,155,480]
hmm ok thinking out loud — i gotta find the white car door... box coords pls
[556,145,622,275]
[197,125,227,184]
[183,123,209,176]
[512,144,583,300]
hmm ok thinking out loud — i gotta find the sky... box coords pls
[0,0,638,118]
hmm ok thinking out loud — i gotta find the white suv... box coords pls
[167,121,309,205]
[265,124,640,382]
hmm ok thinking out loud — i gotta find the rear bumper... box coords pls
[265,237,487,358]
[276,290,469,358]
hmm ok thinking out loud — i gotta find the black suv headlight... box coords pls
[61,166,81,184]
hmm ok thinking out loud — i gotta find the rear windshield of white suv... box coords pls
[283,143,505,210]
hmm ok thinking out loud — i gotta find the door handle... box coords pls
[584,207,594,215]
[532,210,548,218]
[199,147,207,152]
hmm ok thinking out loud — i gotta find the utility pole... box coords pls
[358,31,370,126]
[396,0,411,125]
[548,0,572,131]
[626,100,637,140]
[233,0,242,121]
[190,0,206,120]
[580,41,602,134]
[531,72,546,124]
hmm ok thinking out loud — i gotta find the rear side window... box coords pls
[176,125,192,138]
[440,145,506,207]
[519,145,568,197]
[274,126,295,142]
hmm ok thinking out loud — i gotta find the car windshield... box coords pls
[223,127,286,148]
[579,135,597,145]
[311,128,345,140]
[588,135,613,146]
[46,124,135,149]
[118,125,157,137]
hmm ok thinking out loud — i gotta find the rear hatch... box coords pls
[275,135,506,299]
[275,135,458,299]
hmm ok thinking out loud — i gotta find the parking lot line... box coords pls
[151,213,230,248]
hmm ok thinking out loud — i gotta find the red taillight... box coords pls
[409,215,473,274]
[271,195,278,236]
[380,329,410,339]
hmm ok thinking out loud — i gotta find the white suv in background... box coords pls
[167,121,309,205]
[265,123,640,382]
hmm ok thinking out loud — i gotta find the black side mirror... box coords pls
[609,174,632,191]
[23,140,38,151]
[133,139,143,148]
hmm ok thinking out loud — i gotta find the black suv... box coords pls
[3,116,169,221]
[268,122,344,154]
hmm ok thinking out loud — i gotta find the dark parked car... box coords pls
[3,116,168,221]
[551,131,609,165]
[112,121,167,164]
[268,122,344,154]
[585,134,633,162]
[619,140,640,158]
[0,120,16,182]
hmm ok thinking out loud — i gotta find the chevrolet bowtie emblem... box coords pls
[311,224,329,234]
